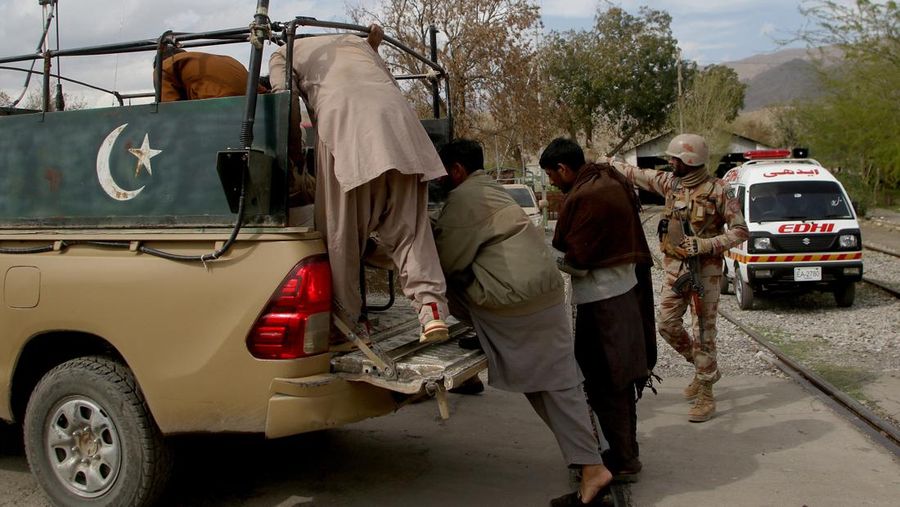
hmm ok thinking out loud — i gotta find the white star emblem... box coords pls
[128,133,162,177]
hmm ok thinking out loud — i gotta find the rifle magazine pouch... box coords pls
[660,217,685,258]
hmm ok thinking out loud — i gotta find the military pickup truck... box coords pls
[0,9,484,506]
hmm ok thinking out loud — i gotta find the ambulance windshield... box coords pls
[748,181,853,223]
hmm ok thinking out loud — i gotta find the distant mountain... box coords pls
[725,47,819,81]
[722,46,841,112]
[741,58,824,111]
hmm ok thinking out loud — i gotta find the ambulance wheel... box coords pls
[735,274,754,310]
[719,270,732,295]
[833,282,856,308]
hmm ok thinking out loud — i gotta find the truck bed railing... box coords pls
[0,17,451,126]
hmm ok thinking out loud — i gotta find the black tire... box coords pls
[719,267,732,295]
[735,272,755,310]
[834,282,856,308]
[23,356,170,507]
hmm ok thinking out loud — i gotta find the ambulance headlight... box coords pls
[753,237,773,251]
[839,234,858,248]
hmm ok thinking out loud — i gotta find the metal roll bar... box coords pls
[0,13,451,130]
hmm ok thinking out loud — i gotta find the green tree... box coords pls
[593,6,681,154]
[672,64,746,167]
[542,30,601,140]
[797,0,899,66]
[542,5,683,152]
[789,0,900,205]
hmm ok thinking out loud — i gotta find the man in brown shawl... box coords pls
[268,25,449,343]
[541,138,657,483]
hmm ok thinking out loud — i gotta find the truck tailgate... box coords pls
[331,302,486,395]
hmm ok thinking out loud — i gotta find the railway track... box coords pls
[719,308,900,457]
[863,276,900,298]
[863,243,900,298]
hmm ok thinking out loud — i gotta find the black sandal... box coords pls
[549,485,613,506]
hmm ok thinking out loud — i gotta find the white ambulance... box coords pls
[721,150,863,310]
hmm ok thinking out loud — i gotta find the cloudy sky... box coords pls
[0,0,816,107]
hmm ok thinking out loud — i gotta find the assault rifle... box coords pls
[672,212,704,296]
[672,213,706,348]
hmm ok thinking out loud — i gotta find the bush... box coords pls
[836,172,872,217]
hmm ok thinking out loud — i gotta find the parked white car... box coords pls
[502,184,544,227]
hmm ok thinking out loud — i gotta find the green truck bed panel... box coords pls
[0,92,291,228]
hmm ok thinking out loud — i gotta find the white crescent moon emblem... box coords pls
[96,123,145,201]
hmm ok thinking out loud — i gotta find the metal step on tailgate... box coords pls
[331,305,486,398]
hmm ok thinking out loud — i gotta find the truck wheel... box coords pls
[834,282,856,308]
[23,356,170,507]
[735,273,755,310]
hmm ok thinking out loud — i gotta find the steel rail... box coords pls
[719,308,900,457]
[863,242,900,258]
[861,244,900,298]
[862,277,900,298]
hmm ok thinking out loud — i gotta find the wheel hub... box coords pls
[46,396,121,498]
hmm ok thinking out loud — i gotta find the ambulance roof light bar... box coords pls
[744,149,793,160]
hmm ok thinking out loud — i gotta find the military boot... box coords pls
[683,376,702,400]
[688,383,715,422]
[684,370,720,401]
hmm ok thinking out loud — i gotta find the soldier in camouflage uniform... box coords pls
[609,134,748,422]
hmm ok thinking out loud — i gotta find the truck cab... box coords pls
[721,150,863,309]
[0,13,483,506]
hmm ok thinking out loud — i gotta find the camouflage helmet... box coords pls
[665,133,708,167]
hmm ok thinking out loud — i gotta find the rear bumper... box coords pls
[265,374,399,438]
[748,261,863,289]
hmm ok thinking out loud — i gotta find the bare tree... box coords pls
[347,0,547,165]
[19,88,87,111]
[672,64,746,166]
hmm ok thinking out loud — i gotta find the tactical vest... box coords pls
[659,178,717,260]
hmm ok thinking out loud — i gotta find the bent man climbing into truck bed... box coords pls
[269,24,450,344]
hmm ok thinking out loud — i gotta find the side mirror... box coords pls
[539,199,549,210]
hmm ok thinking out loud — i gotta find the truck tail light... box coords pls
[247,255,332,360]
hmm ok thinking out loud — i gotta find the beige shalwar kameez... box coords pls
[269,35,447,325]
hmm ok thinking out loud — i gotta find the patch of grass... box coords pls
[754,326,791,345]
[810,364,878,402]
[747,325,878,404]
[773,339,823,362]
[754,327,823,363]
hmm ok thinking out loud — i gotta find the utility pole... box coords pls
[677,48,684,134]
[39,0,55,112]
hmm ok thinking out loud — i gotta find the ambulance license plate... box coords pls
[794,266,822,282]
